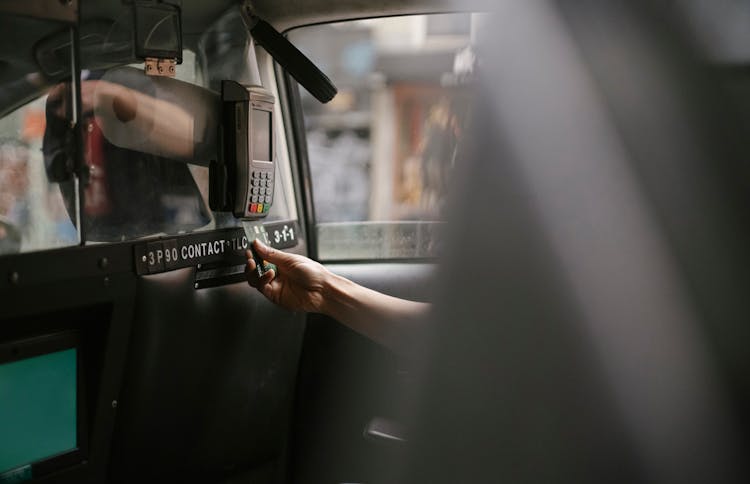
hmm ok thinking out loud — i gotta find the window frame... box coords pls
[279,67,319,259]
[282,15,468,263]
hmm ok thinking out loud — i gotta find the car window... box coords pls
[76,38,290,242]
[288,14,478,261]
[25,9,297,244]
[0,15,80,256]
[67,55,213,241]
[75,10,297,242]
[0,97,80,255]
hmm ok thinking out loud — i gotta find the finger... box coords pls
[258,272,280,301]
[246,254,257,273]
[245,273,259,289]
[247,248,275,276]
[259,283,274,301]
[245,261,261,288]
[251,239,295,266]
[259,268,275,285]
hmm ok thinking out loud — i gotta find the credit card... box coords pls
[241,221,277,278]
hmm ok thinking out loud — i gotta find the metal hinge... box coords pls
[144,57,176,77]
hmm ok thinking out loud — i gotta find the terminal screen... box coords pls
[252,109,272,162]
[0,348,77,473]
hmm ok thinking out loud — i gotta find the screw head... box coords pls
[99,257,109,269]
[8,272,19,285]
[111,400,118,409]
[141,255,147,262]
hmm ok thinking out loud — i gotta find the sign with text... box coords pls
[134,221,299,276]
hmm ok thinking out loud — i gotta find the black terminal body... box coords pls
[211,80,276,220]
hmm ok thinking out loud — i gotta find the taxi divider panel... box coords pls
[109,267,306,483]
[0,242,137,483]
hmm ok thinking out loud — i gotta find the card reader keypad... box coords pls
[248,170,274,214]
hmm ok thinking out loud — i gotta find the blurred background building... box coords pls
[290,13,480,224]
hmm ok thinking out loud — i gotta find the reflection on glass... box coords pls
[42,69,215,241]
[1,6,292,248]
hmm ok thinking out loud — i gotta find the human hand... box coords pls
[245,239,331,313]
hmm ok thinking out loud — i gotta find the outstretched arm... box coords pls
[246,239,429,355]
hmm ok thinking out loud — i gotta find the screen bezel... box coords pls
[0,331,88,479]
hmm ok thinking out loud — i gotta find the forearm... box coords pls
[320,271,429,355]
[95,82,195,159]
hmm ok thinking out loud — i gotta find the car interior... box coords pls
[0,1,749,483]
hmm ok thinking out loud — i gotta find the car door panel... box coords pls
[291,262,434,483]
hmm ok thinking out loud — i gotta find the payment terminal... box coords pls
[210,80,277,276]
[211,80,276,220]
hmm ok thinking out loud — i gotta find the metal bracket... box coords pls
[144,57,176,77]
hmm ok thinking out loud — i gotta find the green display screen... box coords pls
[0,348,77,473]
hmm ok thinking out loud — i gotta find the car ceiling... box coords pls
[83,0,480,34]
[251,0,479,31]
[0,0,478,84]
[82,0,237,35]
[2,0,748,87]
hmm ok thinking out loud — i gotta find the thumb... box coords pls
[251,238,295,266]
